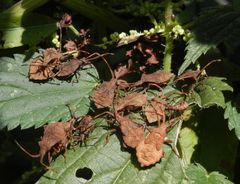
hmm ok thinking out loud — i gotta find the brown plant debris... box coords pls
[144,97,166,124]
[116,114,145,148]
[115,93,147,112]
[91,78,117,108]
[134,70,174,87]
[16,118,75,169]
[136,122,168,167]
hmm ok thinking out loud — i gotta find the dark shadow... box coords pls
[191,107,238,181]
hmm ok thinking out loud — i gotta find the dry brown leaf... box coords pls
[115,92,147,111]
[136,123,167,167]
[91,78,117,108]
[116,115,145,148]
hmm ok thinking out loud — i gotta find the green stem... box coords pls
[68,25,80,36]
[163,0,174,72]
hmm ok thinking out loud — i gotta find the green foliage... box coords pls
[188,77,233,108]
[224,100,240,139]
[179,127,198,165]
[0,54,98,130]
[178,6,240,74]
[0,13,57,48]
[185,163,233,184]
[178,38,213,75]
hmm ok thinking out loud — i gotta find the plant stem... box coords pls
[163,0,174,72]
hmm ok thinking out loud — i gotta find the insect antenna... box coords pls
[15,140,40,158]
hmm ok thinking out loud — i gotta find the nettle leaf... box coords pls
[193,77,232,108]
[178,6,240,75]
[186,163,233,184]
[178,38,213,75]
[0,54,98,130]
[179,127,198,165]
[36,120,186,184]
[224,101,240,139]
[0,13,57,48]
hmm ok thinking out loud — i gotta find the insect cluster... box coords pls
[17,13,213,169]
[16,109,94,169]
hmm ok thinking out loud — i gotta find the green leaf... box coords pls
[194,77,232,108]
[0,54,98,130]
[178,38,213,75]
[179,127,198,165]
[186,163,233,184]
[224,101,240,139]
[178,6,240,75]
[36,120,186,184]
[0,13,57,48]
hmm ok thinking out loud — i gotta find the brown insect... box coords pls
[136,122,170,167]
[115,114,145,149]
[28,48,61,81]
[132,70,174,87]
[74,115,94,144]
[15,114,77,169]
[176,59,220,81]
[56,53,110,78]
[166,101,188,111]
